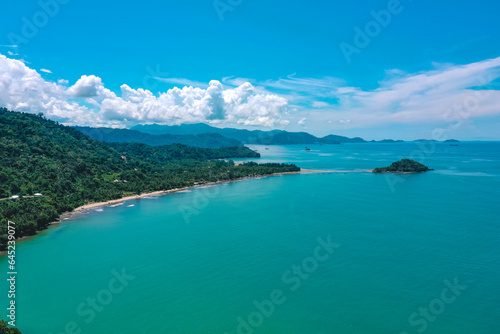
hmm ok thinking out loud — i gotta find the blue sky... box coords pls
[1,0,500,140]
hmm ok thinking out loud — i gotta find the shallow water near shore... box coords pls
[1,142,499,333]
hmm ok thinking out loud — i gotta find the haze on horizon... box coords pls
[1,0,500,141]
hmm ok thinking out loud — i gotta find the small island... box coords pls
[373,159,433,174]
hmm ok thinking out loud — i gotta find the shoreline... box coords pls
[59,169,326,220]
[0,168,366,255]
[371,170,432,174]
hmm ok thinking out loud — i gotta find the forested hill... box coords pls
[74,126,244,148]
[0,109,299,250]
[107,142,259,163]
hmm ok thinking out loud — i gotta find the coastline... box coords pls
[59,169,326,220]
[0,168,369,255]
[0,169,327,255]
[60,169,329,219]
[49,168,376,222]
[371,170,432,174]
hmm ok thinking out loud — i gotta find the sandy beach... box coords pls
[57,169,329,221]
[0,169,329,256]
[67,168,373,215]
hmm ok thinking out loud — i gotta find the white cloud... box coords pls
[237,57,500,134]
[40,68,52,73]
[326,57,500,128]
[0,54,289,127]
[312,101,330,108]
[98,80,289,127]
[67,75,113,98]
[223,75,344,105]
[298,117,307,125]
[0,54,91,124]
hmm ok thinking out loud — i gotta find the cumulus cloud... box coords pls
[67,75,113,98]
[0,54,91,124]
[98,81,289,127]
[40,68,52,73]
[0,54,289,127]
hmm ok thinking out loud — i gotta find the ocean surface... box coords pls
[2,142,500,334]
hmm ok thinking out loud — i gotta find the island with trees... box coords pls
[372,159,433,174]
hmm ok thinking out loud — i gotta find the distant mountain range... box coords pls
[131,123,369,145]
[131,123,453,145]
[74,126,244,148]
[133,123,280,140]
[74,123,459,148]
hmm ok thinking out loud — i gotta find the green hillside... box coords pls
[74,126,244,148]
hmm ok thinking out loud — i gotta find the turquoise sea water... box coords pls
[1,142,500,334]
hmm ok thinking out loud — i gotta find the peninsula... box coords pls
[0,109,300,250]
